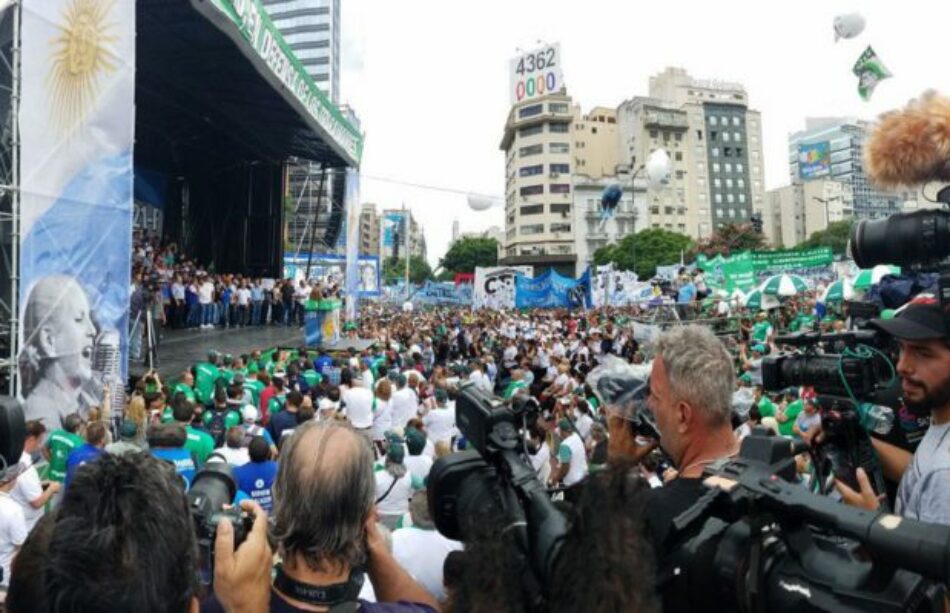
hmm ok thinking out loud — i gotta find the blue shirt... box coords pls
[677,282,696,304]
[64,444,105,489]
[268,410,300,445]
[152,447,197,489]
[242,424,275,448]
[315,356,333,376]
[234,461,278,511]
[221,288,232,304]
[251,286,264,301]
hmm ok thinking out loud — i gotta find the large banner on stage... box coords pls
[473,266,531,310]
[515,269,592,309]
[18,0,135,427]
[284,252,380,297]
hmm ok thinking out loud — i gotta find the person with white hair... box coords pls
[241,404,277,457]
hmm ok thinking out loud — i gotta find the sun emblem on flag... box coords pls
[48,0,119,135]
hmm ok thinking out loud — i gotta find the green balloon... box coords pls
[880,309,896,320]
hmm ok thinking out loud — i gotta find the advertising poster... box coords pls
[473,266,531,310]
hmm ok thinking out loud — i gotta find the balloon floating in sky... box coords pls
[467,195,495,211]
[833,13,866,42]
[600,184,622,213]
[645,149,672,190]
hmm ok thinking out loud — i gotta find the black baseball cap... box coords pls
[869,295,948,341]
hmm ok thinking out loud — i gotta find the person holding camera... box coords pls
[836,296,950,523]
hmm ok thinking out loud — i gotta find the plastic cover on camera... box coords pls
[586,355,652,421]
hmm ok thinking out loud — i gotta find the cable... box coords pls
[359,173,504,202]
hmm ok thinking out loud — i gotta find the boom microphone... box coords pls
[865,91,950,188]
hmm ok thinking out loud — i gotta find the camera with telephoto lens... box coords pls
[187,462,255,586]
[662,430,950,612]
[427,383,568,610]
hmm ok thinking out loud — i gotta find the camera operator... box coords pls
[836,296,950,523]
[642,325,739,554]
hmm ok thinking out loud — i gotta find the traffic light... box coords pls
[750,212,763,234]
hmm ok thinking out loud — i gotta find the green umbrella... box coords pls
[852,265,901,290]
[759,273,809,296]
[820,278,855,303]
[742,289,781,311]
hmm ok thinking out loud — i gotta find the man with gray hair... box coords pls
[268,420,438,611]
[642,325,739,610]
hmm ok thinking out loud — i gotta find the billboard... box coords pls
[473,266,531,310]
[18,0,135,428]
[509,43,563,105]
[798,141,831,179]
[382,211,407,248]
[283,253,380,297]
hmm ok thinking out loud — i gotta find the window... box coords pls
[675,152,683,161]
[734,132,742,142]
[520,224,544,235]
[721,116,729,125]
[650,206,660,215]
[592,127,598,134]
[697,129,703,140]
[676,170,685,180]
[709,116,719,126]
[712,162,720,172]
[520,204,543,215]
[548,102,569,113]
[722,132,730,142]
[665,206,674,215]
[715,193,722,204]
[663,131,671,141]
[739,194,747,204]
[518,125,543,137]
[736,148,743,157]
[518,104,543,118]
[677,223,686,232]
[736,163,744,173]
[698,177,706,186]
[699,193,706,200]
[550,203,570,214]
[550,142,570,154]
[550,223,571,233]
[737,178,745,189]
[714,178,721,188]
[716,208,724,217]
[732,117,741,126]
[726,178,734,188]
[711,147,720,157]
[675,132,683,142]
[519,144,543,157]
[711,131,718,141]
[677,207,687,216]
[550,184,571,194]
[520,185,543,196]
[549,163,570,174]
[726,193,735,204]
[549,123,569,133]
[724,147,732,157]
[649,129,658,138]
[724,163,733,173]
[519,164,543,177]
[728,208,735,218]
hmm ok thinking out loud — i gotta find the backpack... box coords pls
[243,424,265,447]
[207,410,228,448]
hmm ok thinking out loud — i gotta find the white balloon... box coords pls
[645,150,672,190]
[467,195,494,211]
[833,13,865,41]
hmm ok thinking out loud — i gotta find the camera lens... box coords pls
[850,209,950,268]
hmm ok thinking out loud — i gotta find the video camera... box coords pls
[663,430,949,612]
[187,462,254,586]
[428,383,568,610]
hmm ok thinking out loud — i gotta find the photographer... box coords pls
[836,296,950,523]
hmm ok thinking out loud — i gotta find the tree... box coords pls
[797,220,853,255]
[690,222,767,258]
[438,237,499,274]
[593,228,693,280]
[382,256,432,284]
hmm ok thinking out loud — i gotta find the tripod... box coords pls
[130,307,160,371]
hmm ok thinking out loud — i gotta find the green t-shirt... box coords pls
[778,400,803,437]
[172,382,197,404]
[47,430,84,482]
[302,370,322,389]
[161,407,174,423]
[557,442,573,463]
[788,314,816,333]
[245,379,266,406]
[201,408,242,430]
[503,380,527,400]
[268,394,287,417]
[757,397,777,419]
[751,321,773,343]
[185,425,215,466]
[194,362,220,404]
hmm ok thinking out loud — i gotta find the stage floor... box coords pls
[137,326,379,382]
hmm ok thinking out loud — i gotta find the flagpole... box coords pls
[403,203,410,300]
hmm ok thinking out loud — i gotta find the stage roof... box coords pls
[136,0,362,173]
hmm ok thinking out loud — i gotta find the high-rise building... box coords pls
[617,67,766,241]
[262,0,341,103]
[499,93,577,276]
[359,203,381,257]
[380,208,427,262]
[763,180,854,248]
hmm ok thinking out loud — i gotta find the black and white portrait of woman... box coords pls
[18,275,98,428]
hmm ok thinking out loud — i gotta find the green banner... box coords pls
[752,247,833,272]
[697,252,756,292]
[208,0,363,164]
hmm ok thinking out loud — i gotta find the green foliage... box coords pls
[797,220,853,255]
[383,256,433,284]
[593,228,693,280]
[439,237,499,274]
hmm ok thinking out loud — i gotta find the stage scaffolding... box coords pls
[0,2,19,397]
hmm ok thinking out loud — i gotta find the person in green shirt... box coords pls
[753,387,776,419]
[244,373,267,407]
[45,413,84,483]
[751,312,773,345]
[201,388,242,447]
[777,395,804,437]
[503,370,528,400]
[172,370,197,404]
[171,397,215,466]
[194,351,221,405]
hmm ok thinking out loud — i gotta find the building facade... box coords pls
[572,173,646,276]
[499,93,577,275]
[788,117,902,220]
[359,203,380,257]
[764,180,854,248]
[617,68,766,241]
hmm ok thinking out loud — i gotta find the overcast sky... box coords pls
[340,0,948,267]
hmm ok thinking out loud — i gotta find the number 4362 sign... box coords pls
[510,43,563,104]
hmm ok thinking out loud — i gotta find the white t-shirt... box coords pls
[0,492,27,587]
[198,282,214,304]
[390,388,419,432]
[468,371,492,394]
[342,387,374,429]
[558,433,589,487]
[530,440,551,482]
[212,446,249,466]
[392,527,463,601]
[171,282,186,301]
[236,288,251,306]
[574,412,594,442]
[374,470,414,518]
[372,399,392,440]
[10,452,43,531]
[404,454,433,483]
[423,406,456,446]
[897,421,950,523]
